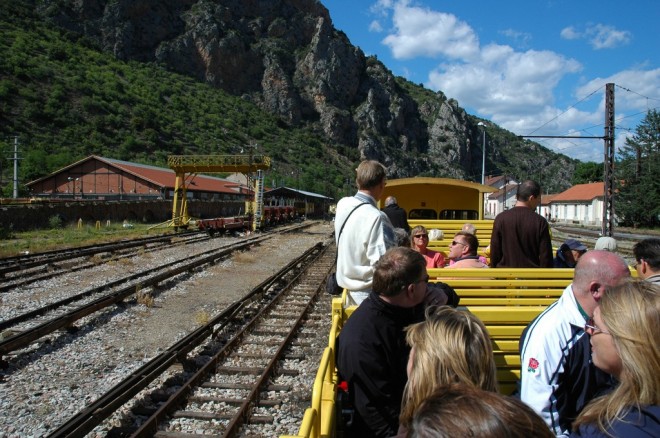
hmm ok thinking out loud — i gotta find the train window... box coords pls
[409,209,437,220]
[439,209,479,220]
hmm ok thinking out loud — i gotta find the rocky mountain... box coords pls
[31,0,576,190]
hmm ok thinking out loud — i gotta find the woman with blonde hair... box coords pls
[571,280,660,437]
[410,225,445,268]
[398,306,498,434]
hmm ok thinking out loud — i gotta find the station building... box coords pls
[547,182,606,226]
[26,155,248,202]
[8,155,333,231]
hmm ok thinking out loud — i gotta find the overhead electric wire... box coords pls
[525,85,602,136]
[615,84,660,102]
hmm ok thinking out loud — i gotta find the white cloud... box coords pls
[560,26,581,40]
[369,20,383,32]
[370,0,395,16]
[575,68,660,121]
[500,28,532,47]
[370,1,654,161]
[560,23,632,49]
[380,2,479,60]
[428,45,581,117]
[586,24,632,49]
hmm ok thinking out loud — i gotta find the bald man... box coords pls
[519,251,631,436]
[382,195,410,233]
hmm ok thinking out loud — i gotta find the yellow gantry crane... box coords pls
[166,154,271,230]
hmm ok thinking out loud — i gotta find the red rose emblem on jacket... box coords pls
[527,358,539,373]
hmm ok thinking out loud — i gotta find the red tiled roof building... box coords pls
[26,155,248,201]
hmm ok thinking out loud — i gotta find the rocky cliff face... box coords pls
[35,0,575,186]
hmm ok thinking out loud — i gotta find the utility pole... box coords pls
[602,83,615,237]
[477,122,487,185]
[519,83,616,236]
[9,136,22,199]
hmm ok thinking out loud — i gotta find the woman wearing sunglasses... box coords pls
[410,225,446,268]
[571,280,660,437]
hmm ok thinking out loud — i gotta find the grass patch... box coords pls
[135,285,154,307]
[195,310,210,326]
[0,223,174,258]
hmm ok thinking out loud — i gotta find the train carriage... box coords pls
[380,177,497,221]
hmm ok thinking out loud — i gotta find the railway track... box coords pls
[550,225,637,261]
[0,231,209,292]
[0,223,310,358]
[46,239,334,437]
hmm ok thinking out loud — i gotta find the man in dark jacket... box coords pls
[489,180,553,268]
[382,196,410,234]
[336,247,432,437]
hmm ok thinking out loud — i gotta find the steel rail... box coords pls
[0,234,271,356]
[46,242,325,438]
[0,231,203,278]
[222,254,324,437]
[0,235,252,332]
[0,235,209,293]
[134,243,324,437]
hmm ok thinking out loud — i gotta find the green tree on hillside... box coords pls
[615,109,660,228]
[572,161,602,184]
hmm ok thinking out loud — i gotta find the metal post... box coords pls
[12,136,19,198]
[602,83,615,237]
[477,122,487,185]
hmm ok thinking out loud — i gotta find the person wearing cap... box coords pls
[554,239,588,268]
[594,236,618,252]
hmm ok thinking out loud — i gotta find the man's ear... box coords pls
[590,281,603,300]
[405,283,415,298]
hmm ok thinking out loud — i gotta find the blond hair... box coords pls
[400,306,498,428]
[573,280,660,435]
[410,225,427,248]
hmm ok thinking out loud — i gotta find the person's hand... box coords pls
[424,283,449,306]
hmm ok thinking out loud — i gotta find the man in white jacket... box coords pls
[335,160,395,305]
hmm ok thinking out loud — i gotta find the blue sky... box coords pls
[323,0,660,162]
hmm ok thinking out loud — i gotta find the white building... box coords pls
[540,193,559,221]
[549,182,605,226]
[484,175,518,218]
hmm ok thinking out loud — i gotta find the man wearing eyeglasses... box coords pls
[336,247,432,437]
[519,250,630,437]
[446,231,488,268]
[632,237,660,285]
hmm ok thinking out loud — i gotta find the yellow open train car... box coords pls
[380,177,497,221]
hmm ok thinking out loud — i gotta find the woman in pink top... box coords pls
[410,225,446,268]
